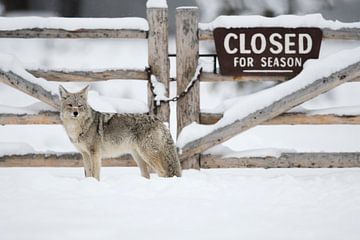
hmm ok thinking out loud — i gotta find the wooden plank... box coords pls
[198,29,213,41]
[147,5,170,122]
[179,61,360,161]
[0,71,60,109]
[323,28,360,40]
[3,152,359,168]
[200,72,288,82]
[0,153,136,167]
[0,111,60,125]
[176,7,200,169]
[199,28,360,41]
[201,152,360,168]
[200,72,360,82]
[29,69,149,82]
[200,112,360,125]
[0,28,147,39]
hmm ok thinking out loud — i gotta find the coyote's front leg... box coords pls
[81,152,92,177]
[89,148,102,181]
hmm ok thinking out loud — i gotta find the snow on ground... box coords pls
[0,12,360,240]
[0,167,359,240]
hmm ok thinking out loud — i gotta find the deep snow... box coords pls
[0,167,359,240]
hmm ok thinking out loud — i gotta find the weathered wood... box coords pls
[179,61,360,161]
[200,72,360,82]
[147,6,170,122]
[0,153,136,167]
[0,71,60,109]
[3,152,360,168]
[176,7,200,169]
[200,72,288,82]
[201,152,360,168]
[198,29,213,41]
[323,28,360,40]
[199,28,360,41]
[0,28,148,39]
[200,112,360,125]
[29,69,149,82]
[0,111,60,125]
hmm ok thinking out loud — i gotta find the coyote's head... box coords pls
[59,85,91,121]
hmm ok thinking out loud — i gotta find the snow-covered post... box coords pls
[146,0,170,123]
[176,7,200,169]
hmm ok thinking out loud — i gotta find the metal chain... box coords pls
[146,67,201,106]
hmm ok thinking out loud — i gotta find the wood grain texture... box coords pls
[200,72,360,83]
[147,7,170,122]
[176,7,200,168]
[0,153,136,167]
[199,28,360,41]
[29,69,149,82]
[200,72,288,82]
[179,61,360,161]
[0,28,147,39]
[2,152,359,168]
[200,112,360,125]
[0,71,60,109]
[201,152,360,168]
[0,111,60,125]
[322,28,360,40]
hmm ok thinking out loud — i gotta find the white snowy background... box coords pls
[0,0,360,239]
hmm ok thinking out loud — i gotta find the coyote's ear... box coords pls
[79,85,89,99]
[59,85,69,99]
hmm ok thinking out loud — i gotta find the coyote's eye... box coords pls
[68,104,72,107]
[78,105,83,107]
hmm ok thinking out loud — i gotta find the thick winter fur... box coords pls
[59,85,182,180]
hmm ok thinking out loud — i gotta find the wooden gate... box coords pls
[2,3,360,169]
[175,7,360,169]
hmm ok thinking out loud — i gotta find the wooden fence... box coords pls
[175,7,360,168]
[0,4,170,166]
[1,3,360,169]
[0,6,170,123]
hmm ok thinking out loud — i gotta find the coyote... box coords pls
[59,85,181,180]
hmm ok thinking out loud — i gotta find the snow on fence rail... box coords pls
[2,4,360,169]
[174,7,360,168]
[0,2,170,122]
[0,17,148,38]
[0,1,171,167]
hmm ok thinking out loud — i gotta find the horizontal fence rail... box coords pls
[198,28,360,41]
[29,68,149,82]
[0,153,136,167]
[0,28,148,39]
[2,111,360,125]
[0,17,149,39]
[1,152,360,168]
[201,152,360,168]
[200,112,360,125]
[0,111,60,125]
[200,72,360,82]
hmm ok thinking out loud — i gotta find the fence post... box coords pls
[147,2,170,123]
[176,7,200,169]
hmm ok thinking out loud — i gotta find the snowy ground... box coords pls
[1,167,359,240]
[0,15,360,240]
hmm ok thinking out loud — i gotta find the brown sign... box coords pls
[213,27,322,76]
